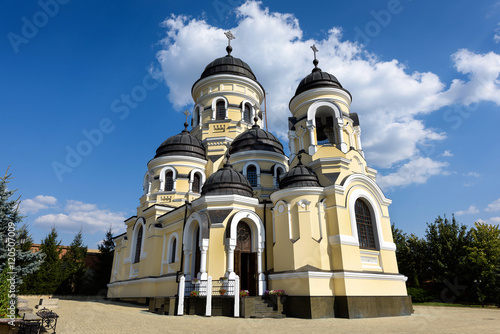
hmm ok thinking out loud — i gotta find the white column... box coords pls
[307,124,317,155]
[205,276,212,317]
[199,239,209,280]
[226,244,236,279]
[183,250,191,279]
[337,118,348,153]
[234,275,240,318]
[257,248,266,295]
[177,275,185,316]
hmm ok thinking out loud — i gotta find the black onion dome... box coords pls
[200,55,256,81]
[201,163,254,197]
[279,156,320,189]
[230,122,284,155]
[192,54,263,92]
[154,125,206,160]
[292,61,351,101]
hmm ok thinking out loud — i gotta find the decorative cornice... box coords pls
[270,187,324,203]
[192,74,264,103]
[148,156,207,170]
[290,90,352,112]
[308,157,351,170]
[268,270,407,282]
[192,194,259,209]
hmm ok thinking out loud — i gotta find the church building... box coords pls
[107,33,412,318]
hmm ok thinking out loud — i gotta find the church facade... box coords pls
[107,39,412,318]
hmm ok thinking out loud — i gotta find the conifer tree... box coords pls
[26,227,63,294]
[94,226,115,294]
[58,230,87,294]
[0,168,43,287]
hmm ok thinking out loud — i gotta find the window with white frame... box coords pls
[355,199,376,249]
[274,166,286,187]
[134,225,143,263]
[216,101,226,120]
[247,165,258,187]
[169,237,177,264]
[243,103,251,123]
[165,171,174,191]
[192,173,201,193]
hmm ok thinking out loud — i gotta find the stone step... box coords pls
[22,313,41,321]
[17,298,28,308]
[17,306,33,316]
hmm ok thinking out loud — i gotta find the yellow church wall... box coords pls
[341,277,408,296]
[272,212,296,272]
[207,223,228,280]
[269,277,311,296]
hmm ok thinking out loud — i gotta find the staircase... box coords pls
[243,297,285,318]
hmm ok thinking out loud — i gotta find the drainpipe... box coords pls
[177,200,190,285]
[262,200,272,290]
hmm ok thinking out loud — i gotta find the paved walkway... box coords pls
[22,297,499,333]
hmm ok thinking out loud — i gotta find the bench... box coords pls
[35,298,59,309]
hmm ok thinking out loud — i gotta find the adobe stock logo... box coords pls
[7,0,71,54]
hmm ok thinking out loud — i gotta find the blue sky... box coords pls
[2,0,500,248]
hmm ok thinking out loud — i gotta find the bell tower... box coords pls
[190,31,266,173]
[287,45,368,185]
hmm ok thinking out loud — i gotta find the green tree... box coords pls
[392,224,428,287]
[0,269,10,318]
[0,168,43,287]
[93,226,115,295]
[466,222,500,306]
[24,227,63,294]
[425,215,470,283]
[58,230,87,294]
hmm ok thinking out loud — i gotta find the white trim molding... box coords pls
[268,270,407,282]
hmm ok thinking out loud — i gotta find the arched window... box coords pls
[165,171,174,191]
[243,104,251,123]
[315,114,336,145]
[169,238,177,264]
[216,101,226,120]
[355,199,376,249]
[247,165,257,187]
[134,225,143,263]
[192,173,201,193]
[274,167,285,187]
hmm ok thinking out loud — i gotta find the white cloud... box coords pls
[455,205,480,216]
[485,198,500,212]
[376,157,448,189]
[467,172,481,178]
[155,1,500,188]
[34,200,126,235]
[441,150,453,157]
[20,195,57,214]
[489,217,500,223]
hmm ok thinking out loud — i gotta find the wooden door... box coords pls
[235,222,257,295]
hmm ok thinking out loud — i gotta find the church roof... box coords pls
[279,155,320,189]
[201,161,254,197]
[230,118,284,155]
[291,58,351,102]
[154,124,206,160]
[191,45,264,93]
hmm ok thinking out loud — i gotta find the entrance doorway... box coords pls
[234,221,257,295]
